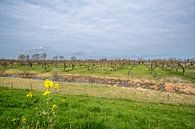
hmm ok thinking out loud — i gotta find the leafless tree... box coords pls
[177,59,193,76]
[18,54,27,61]
[32,53,40,60]
[41,53,47,60]
[59,56,64,60]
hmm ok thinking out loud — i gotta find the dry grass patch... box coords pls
[0,77,195,105]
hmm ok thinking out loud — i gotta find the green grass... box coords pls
[0,87,195,129]
[1,64,195,82]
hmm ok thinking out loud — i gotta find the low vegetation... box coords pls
[0,87,195,129]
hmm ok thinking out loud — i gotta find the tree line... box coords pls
[0,53,195,77]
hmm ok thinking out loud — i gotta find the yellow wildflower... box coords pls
[43,90,51,96]
[26,92,33,97]
[54,83,59,90]
[44,79,53,89]
[21,116,27,124]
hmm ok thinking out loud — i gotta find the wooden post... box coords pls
[30,83,33,90]
[126,87,128,98]
[11,82,13,89]
[85,87,87,96]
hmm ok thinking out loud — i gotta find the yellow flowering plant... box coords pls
[44,79,53,89]
[26,92,33,97]
[54,83,59,90]
[43,90,51,96]
[36,79,59,129]
[22,79,59,129]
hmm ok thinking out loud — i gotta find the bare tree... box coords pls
[71,56,76,60]
[177,59,192,76]
[63,61,67,72]
[59,56,64,60]
[53,56,58,61]
[32,53,40,60]
[41,53,47,60]
[18,54,26,61]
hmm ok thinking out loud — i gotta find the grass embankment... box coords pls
[0,87,195,129]
[1,64,195,82]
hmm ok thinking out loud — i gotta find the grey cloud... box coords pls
[71,50,88,56]
[0,0,195,59]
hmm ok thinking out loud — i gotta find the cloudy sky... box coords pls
[0,0,195,59]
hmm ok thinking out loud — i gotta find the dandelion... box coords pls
[26,92,33,97]
[21,116,27,124]
[43,90,51,96]
[54,83,59,90]
[44,79,53,89]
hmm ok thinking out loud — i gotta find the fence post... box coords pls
[11,82,13,89]
[85,87,87,96]
[31,83,33,90]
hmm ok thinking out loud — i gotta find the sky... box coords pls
[0,0,195,59]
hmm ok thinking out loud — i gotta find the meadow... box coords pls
[0,87,195,129]
[0,77,195,129]
[0,59,195,129]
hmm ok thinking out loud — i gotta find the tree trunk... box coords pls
[182,68,185,76]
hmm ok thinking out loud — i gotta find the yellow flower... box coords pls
[21,116,27,124]
[52,104,57,110]
[44,79,53,89]
[26,92,33,97]
[54,83,59,90]
[43,90,51,96]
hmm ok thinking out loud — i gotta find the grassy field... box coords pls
[1,64,195,82]
[0,87,195,129]
[1,77,195,105]
[1,65,195,128]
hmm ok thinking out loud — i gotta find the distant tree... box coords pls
[59,56,64,60]
[53,56,58,61]
[71,56,76,60]
[71,62,75,70]
[41,53,47,60]
[63,61,67,72]
[26,55,30,61]
[148,60,158,76]
[18,54,26,61]
[32,53,40,60]
[177,59,193,76]
[70,56,76,70]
